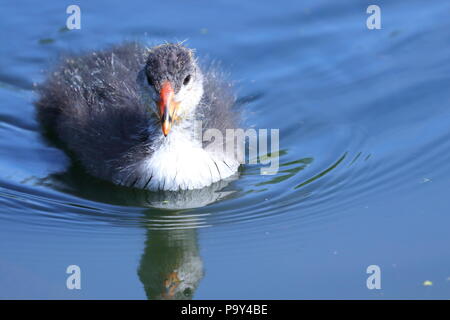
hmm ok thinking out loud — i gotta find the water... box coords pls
[1,0,450,299]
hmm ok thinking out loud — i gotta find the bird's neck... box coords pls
[149,109,202,151]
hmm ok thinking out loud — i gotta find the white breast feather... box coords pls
[132,127,239,191]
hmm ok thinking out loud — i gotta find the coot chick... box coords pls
[35,42,241,191]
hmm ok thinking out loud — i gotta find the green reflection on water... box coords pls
[295,153,347,189]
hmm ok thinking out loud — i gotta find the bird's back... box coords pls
[35,42,154,180]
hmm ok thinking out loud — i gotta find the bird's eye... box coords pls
[183,75,191,86]
[183,287,192,297]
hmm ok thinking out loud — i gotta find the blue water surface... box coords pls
[1,0,450,299]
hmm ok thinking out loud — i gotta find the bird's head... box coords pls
[138,43,204,136]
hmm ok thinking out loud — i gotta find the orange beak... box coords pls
[158,81,178,136]
[162,271,180,299]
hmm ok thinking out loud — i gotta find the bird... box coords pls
[35,42,241,191]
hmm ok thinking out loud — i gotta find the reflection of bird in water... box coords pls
[35,42,241,191]
[135,175,239,299]
[134,174,239,299]
[36,165,235,299]
[138,227,203,300]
